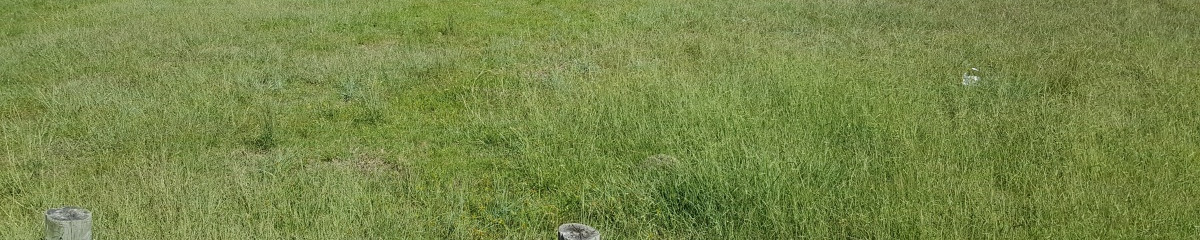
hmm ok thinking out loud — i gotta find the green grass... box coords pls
[3,0,1199,238]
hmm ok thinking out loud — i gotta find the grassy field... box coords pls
[2,0,1199,238]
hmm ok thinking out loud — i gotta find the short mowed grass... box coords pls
[3,0,1199,238]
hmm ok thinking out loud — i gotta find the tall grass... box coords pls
[2,0,1199,238]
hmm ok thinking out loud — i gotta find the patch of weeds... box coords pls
[1036,53,1086,99]
[309,149,403,175]
[637,158,730,229]
[248,105,278,151]
[317,107,340,120]
[523,59,599,91]
[437,16,457,36]
[682,43,704,59]
[825,212,873,239]
[17,156,48,179]
[0,96,46,120]
[353,107,387,125]
[410,61,458,81]
[470,128,524,155]
[653,175,722,226]
[1045,69,1082,97]
[289,73,322,86]
[0,178,25,199]
[353,89,390,126]
[339,80,362,102]
[816,107,891,158]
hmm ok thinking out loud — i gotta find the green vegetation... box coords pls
[3,0,1199,238]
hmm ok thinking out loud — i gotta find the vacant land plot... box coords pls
[2,0,1198,238]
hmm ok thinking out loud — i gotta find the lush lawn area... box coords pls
[3,0,1199,238]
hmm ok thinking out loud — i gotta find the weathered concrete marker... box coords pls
[44,207,91,240]
[558,223,599,240]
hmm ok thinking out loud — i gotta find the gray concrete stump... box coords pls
[44,207,91,240]
[558,223,599,240]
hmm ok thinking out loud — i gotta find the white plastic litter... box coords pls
[962,68,981,86]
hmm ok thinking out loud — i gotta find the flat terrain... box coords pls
[2,0,1199,238]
